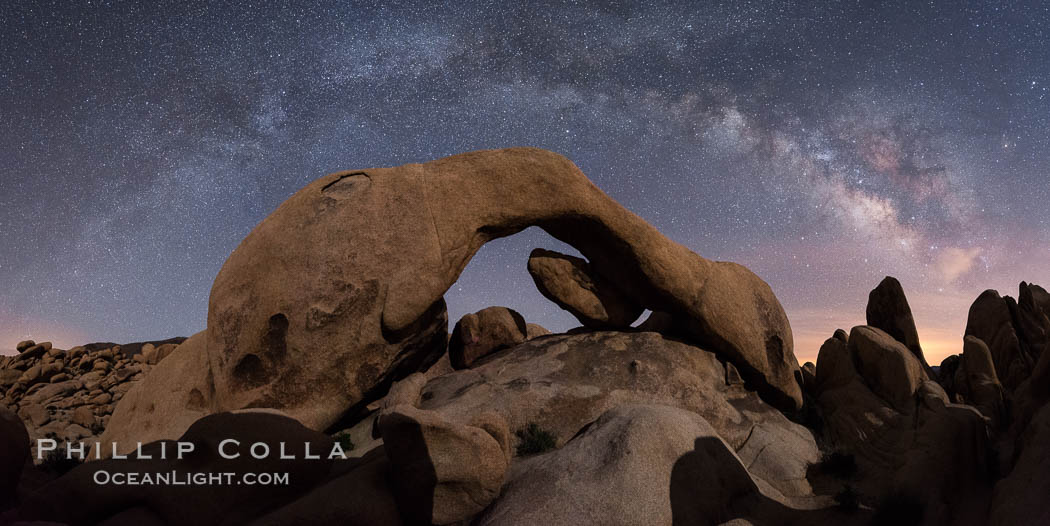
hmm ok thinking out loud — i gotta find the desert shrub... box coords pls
[334,432,355,452]
[834,485,860,511]
[816,450,857,478]
[515,423,556,456]
[40,447,83,476]
[871,490,924,526]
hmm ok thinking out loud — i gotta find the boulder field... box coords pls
[1,149,1048,525]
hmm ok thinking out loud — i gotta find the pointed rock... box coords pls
[965,290,1030,391]
[815,333,854,394]
[866,276,932,375]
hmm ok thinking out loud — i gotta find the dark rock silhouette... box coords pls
[0,406,28,510]
[960,335,1006,428]
[866,276,933,376]
[965,289,1030,391]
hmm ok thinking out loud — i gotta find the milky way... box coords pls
[2,1,1048,363]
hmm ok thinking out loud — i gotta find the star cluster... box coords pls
[2,1,1048,363]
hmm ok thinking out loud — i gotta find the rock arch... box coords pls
[103,148,801,451]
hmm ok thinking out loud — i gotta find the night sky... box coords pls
[2,1,1048,364]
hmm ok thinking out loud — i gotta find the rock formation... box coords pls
[0,338,180,459]
[102,147,800,452]
[475,404,846,526]
[9,332,831,526]
[959,335,1006,427]
[5,273,1050,525]
[6,149,1050,524]
[809,278,1050,525]
[379,405,510,524]
[866,276,933,375]
[448,306,528,369]
[965,289,1031,391]
[991,402,1050,525]
[98,332,216,456]
[526,247,643,328]
[814,322,992,525]
[848,326,927,412]
[411,331,819,500]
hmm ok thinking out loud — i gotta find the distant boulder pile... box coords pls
[0,339,181,458]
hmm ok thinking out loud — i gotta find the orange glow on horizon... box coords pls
[0,321,90,357]
[793,320,964,368]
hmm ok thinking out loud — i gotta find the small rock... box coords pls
[800,361,817,391]
[26,381,81,404]
[725,361,745,386]
[16,340,36,353]
[115,367,137,381]
[19,403,50,427]
[0,370,21,388]
[65,423,91,439]
[140,343,158,364]
[449,307,528,370]
[49,373,71,383]
[154,343,177,363]
[40,361,63,380]
[110,382,133,396]
[18,345,49,362]
[19,364,42,386]
[67,346,86,360]
[81,371,105,391]
[72,406,96,428]
[37,419,69,439]
[525,323,550,339]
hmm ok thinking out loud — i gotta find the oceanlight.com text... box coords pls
[92,470,290,486]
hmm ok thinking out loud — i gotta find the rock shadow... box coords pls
[670,437,866,526]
